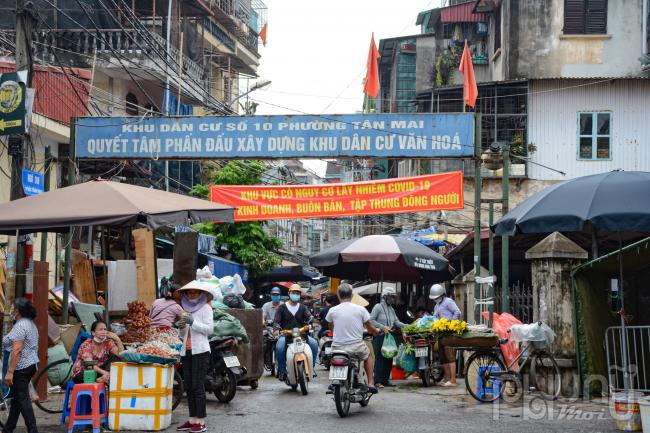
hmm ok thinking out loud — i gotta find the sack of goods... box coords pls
[211,309,250,344]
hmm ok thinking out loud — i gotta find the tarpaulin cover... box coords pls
[211,309,250,344]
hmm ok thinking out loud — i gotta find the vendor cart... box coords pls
[227,309,264,389]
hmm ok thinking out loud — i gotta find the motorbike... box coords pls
[318,330,334,369]
[403,333,444,387]
[263,320,278,376]
[327,333,373,418]
[205,336,247,403]
[281,325,313,395]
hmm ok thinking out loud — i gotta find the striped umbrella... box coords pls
[309,235,453,284]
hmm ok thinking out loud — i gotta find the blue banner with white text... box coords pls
[74,113,475,159]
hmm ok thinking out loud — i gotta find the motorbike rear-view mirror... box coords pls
[406,310,414,319]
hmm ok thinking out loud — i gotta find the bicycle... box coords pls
[0,382,11,428]
[463,323,561,403]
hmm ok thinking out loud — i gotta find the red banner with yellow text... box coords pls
[210,172,464,222]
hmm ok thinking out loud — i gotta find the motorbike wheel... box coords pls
[172,370,185,410]
[432,366,445,383]
[250,380,259,390]
[213,368,237,403]
[420,368,433,387]
[297,362,309,396]
[334,384,350,418]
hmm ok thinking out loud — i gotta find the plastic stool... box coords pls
[60,381,75,424]
[67,383,108,433]
[477,365,502,400]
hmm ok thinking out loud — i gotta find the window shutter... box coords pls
[586,0,607,34]
[564,0,586,34]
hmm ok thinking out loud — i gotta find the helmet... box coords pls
[288,284,302,293]
[381,285,397,297]
[270,286,281,295]
[429,284,445,300]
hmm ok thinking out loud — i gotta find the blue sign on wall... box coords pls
[21,169,44,195]
[74,113,475,159]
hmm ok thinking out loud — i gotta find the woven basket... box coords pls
[439,331,499,348]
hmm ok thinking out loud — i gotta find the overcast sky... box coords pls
[248,0,444,175]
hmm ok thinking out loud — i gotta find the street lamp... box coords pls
[230,79,272,110]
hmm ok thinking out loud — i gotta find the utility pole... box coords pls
[4,0,34,336]
[501,143,510,312]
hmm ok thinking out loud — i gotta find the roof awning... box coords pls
[440,2,487,23]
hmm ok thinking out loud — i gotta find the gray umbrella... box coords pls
[492,170,650,391]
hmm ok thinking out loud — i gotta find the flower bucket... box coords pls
[613,391,643,431]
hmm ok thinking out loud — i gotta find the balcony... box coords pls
[206,0,264,54]
[31,29,210,106]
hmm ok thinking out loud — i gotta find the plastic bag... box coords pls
[219,276,236,295]
[415,314,437,329]
[482,312,522,366]
[196,266,212,280]
[232,274,247,295]
[396,344,417,373]
[381,333,398,358]
[509,323,555,345]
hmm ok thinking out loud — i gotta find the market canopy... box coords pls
[0,179,235,234]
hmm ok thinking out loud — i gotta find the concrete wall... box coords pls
[528,78,650,180]
[416,35,436,92]
[509,0,646,78]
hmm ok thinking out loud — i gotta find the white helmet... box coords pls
[381,285,397,297]
[429,284,445,300]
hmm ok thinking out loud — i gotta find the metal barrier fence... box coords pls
[605,326,650,392]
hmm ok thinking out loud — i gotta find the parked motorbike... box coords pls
[263,320,278,376]
[205,336,247,403]
[282,325,313,395]
[318,331,334,369]
[327,333,373,418]
[403,333,444,387]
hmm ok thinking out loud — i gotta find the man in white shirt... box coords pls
[325,283,380,393]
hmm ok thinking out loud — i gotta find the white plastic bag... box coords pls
[219,276,235,295]
[196,266,212,280]
[509,322,555,345]
[232,274,247,295]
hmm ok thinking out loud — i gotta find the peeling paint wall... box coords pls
[511,0,645,78]
[416,35,436,92]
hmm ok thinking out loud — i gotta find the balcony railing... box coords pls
[33,29,206,92]
[207,0,260,53]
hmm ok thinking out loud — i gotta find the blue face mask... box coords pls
[289,294,301,303]
[271,295,281,303]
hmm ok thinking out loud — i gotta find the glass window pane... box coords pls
[579,137,593,159]
[580,113,593,135]
[597,113,610,135]
[596,137,610,159]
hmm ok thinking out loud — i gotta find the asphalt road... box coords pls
[29,364,624,433]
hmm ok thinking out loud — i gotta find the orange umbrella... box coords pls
[275,281,296,289]
[459,40,478,108]
[363,33,380,98]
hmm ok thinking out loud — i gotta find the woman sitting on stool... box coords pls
[71,320,124,384]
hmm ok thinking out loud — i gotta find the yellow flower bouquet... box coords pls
[429,318,468,336]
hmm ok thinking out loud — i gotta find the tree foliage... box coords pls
[191,161,282,277]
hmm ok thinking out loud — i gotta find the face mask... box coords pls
[435,297,443,305]
[289,294,301,303]
[271,295,281,303]
[94,336,106,344]
[385,297,395,305]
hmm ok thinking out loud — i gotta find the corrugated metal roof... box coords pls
[0,61,90,126]
[440,2,487,23]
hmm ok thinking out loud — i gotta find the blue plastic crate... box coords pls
[477,365,502,400]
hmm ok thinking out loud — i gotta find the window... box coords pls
[125,92,139,116]
[578,112,611,160]
[493,6,501,52]
[564,0,607,35]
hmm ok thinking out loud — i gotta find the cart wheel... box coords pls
[250,380,259,390]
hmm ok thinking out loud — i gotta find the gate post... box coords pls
[525,232,587,357]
